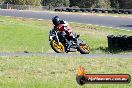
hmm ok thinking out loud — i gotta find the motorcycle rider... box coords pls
[51,16,75,51]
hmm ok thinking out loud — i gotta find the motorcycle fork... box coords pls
[55,31,61,45]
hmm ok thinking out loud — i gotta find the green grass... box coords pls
[71,23,132,54]
[0,16,132,53]
[0,16,132,88]
[0,56,132,88]
[0,16,51,52]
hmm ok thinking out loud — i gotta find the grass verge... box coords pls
[0,56,132,88]
[0,16,132,54]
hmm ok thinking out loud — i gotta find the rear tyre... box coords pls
[78,43,90,54]
[50,40,65,53]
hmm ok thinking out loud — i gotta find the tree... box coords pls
[5,0,41,5]
[41,0,70,7]
[1,0,132,9]
[69,0,96,8]
[69,0,111,8]
[110,0,119,9]
[0,0,4,2]
[110,0,132,9]
[69,0,78,7]
[118,0,132,9]
[96,0,111,8]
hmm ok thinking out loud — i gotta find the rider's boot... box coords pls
[65,41,72,53]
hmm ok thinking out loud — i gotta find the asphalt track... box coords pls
[0,52,132,58]
[0,9,132,30]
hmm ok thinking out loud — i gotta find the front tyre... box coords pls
[50,40,65,53]
[78,43,90,54]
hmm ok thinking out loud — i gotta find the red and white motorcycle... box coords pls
[49,21,90,54]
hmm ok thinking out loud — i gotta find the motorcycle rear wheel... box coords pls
[50,40,65,53]
[78,43,90,54]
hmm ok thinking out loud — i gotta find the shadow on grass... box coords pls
[93,46,131,54]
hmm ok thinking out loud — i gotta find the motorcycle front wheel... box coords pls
[78,43,90,54]
[50,40,65,53]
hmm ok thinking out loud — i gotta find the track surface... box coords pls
[0,9,132,30]
[0,52,132,58]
